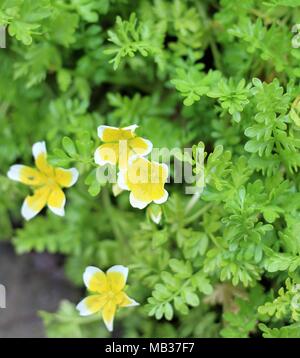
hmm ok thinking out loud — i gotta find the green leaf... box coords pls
[164,303,174,320]
[183,289,199,307]
[171,67,221,106]
[169,259,192,278]
[62,137,77,157]
[105,13,163,70]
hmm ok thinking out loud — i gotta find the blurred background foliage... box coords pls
[1,0,300,337]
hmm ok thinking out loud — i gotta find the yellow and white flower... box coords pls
[118,156,169,209]
[94,125,152,169]
[7,141,79,221]
[76,265,139,332]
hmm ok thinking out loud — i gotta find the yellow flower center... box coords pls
[46,177,57,187]
[107,291,116,300]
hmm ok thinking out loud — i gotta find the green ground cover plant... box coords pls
[1,0,300,338]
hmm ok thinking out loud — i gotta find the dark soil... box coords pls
[0,243,80,338]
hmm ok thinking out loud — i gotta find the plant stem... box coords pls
[209,233,223,249]
[101,186,126,246]
[185,191,202,214]
[184,203,213,226]
[210,38,223,72]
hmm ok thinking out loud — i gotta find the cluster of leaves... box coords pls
[1,0,300,338]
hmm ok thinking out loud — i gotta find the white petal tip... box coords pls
[7,165,22,181]
[127,300,140,307]
[97,126,105,140]
[32,141,47,159]
[97,125,118,140]
[154,190,169,205]
[83,266,103,289]
[69,168,79,186]
[123,124,138,133]
[21,200,39,221]
[48,194,66,217]
[48,206,65,217]
[117,170,129,190]
[104,320,114,332]
[76,300,92,316]
[94,148,113,166]
[107,265,129,282]
[129,192,149,209]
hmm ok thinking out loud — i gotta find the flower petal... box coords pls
[129,192,149,209]
[32,141,47,159]
[32,141,53,176]
[94,143,119,166]
[153,189,169,204]
[55,167,79,188]
[102,301,116,332]
[115,291,139,307]
[21,186,51,221]
[117,170,129,190]
[97,125,138,142]
[123,124,138,133]
[76,295,107,316]
[7,165,45,186]
[47,186,66,217]
[126,156,151,185]
[119,292,140,307]
[97,125,119,141]
[128,137,153,157]
[107,265,128,292]
[83,266,108,293]
[112,183,123,197]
